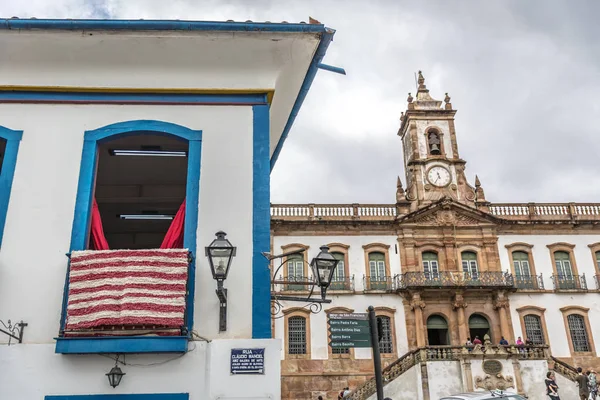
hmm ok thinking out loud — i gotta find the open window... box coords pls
[95,134,188,249]
[57,121,201,354]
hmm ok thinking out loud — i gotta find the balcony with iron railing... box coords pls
[363,276,395,292]
[271,274,355,293]
[395,271,514,290]
[595,275,600,291]
[514,274,545,290]
[551,274,588,291]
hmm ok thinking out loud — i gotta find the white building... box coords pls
[271,73,600,400]
[0,17,338,400]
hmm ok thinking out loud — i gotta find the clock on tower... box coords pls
[397,71,485,210]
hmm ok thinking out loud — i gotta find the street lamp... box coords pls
[205,231,236,332]
[106,365,125,388]
[310,245,340,299]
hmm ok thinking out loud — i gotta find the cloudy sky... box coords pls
[3,0,600,204]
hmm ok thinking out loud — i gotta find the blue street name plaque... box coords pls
[230,348,265,375]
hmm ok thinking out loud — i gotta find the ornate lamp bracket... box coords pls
[263,250,332,319]
[0,319,27,345]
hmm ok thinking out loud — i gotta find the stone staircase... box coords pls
[550,356,578,381]
[348,345,552,400]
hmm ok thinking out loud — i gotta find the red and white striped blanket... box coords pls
[65,249,189,333]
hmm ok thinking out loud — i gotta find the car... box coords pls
[439,390,527,400]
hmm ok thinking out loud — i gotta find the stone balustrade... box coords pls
[347,345,551,400]
[270,202,600,222]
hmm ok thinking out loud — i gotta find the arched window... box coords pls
[469,313,490,343]
[422,252,440,280]
[287,253,305,291]
[461,251,479,279]
[288,316,307,355]
[427,130,442,155]
[523,314,545,345]
[377,315,393,354]
[595,251,600,271]
[427,315,449,345]
[512,251,531,277]
[567,314,590,352]
[554,251,574,278]
[368,251,387,290]
[330,251,346,290]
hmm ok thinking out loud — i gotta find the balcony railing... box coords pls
[595,275,600,290]
[329,275,355,291]
[515,274,545,290]
[551,274,588,291]
[270,202,600,222]
[363,276,395,292]
[396,271,514,289]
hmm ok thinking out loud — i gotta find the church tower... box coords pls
[397,71,486,211]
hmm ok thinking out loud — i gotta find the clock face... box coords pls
[427,166,451,187]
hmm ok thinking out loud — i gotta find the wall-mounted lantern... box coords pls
[310,245,340,299]
[205,231,236,332]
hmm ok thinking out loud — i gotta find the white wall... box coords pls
[427,361,464,399]
[0,104,254,341]
[520,360,551,400]
[498,235,600,358]
[366,363,421,400]
[0,338,281,400]
[272,235,409,360]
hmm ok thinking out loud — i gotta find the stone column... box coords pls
[453,291,469,345]
[411,292,427,347]
[512,358,525,395]
[461,359,474,392]
[494,291,512,342]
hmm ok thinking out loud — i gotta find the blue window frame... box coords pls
[45,394,189,400]
[0,126,23,248]
[56,120,201,354]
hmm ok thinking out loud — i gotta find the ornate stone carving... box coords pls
[482,360,503,375]
[494,299,510,310]
[412,209,481,226]
[410,299,426,310]
[453,297,468,310]
[475,373,515,391]
[396,177,406,203]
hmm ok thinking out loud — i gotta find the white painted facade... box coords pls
[498,234,600,359]
[0,20,334,400]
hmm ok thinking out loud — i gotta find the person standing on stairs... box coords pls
[575,367,589,400]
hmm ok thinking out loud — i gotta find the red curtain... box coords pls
[160,199,186,249]
[90,198,110,250]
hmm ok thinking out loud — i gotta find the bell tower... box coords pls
[397,71,486,210]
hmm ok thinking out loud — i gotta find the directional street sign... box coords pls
[328,313,373,348]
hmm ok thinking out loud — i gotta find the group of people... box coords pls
[314,388,392,400]
[545,368,598,400]
[464,335,533,347]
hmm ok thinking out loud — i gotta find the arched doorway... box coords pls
[469,313,491,343]
[427,315,450,345]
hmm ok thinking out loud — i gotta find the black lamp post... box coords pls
[106,365,125,388]
[310,245,340,299]
[205,231,236,332]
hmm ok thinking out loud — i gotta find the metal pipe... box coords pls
[317,63,346,75]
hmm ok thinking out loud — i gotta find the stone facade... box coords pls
[272,73,600,399]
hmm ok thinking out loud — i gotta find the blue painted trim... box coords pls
[317,63,347,75]
[55,336,188,354]
[0,91,267,105]
[1,18,326,33]
[0,126,23,248]
[252,105,271,339]
[183,139,201,331]
[60,120,201,350]
[46,393,189,399]
[270,29,336,171]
